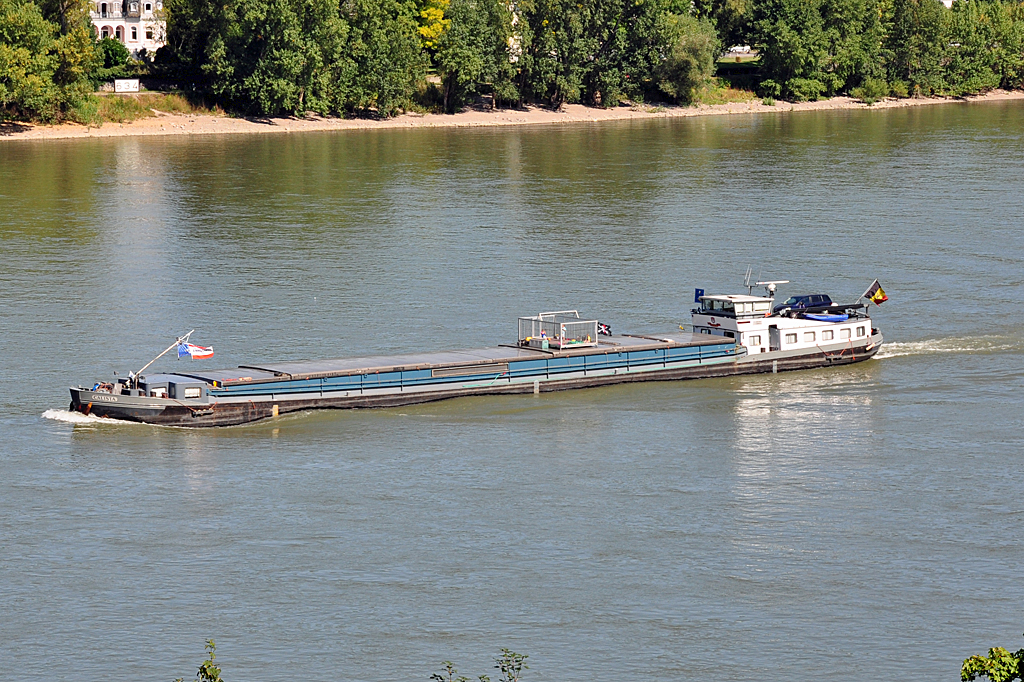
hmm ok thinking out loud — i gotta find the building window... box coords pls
[101,26,109,38]
[749,335,761,345]
[857,326,866,337]
[785,333,797,344]
[115,25,123,41]
[804,331,815,342]
[144,1,151,8]
[840,328,851,339]
[822,330,833,341]
[131,26,137,39]
[146,27,153,39]
[100,1,106,15]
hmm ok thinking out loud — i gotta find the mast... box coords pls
[132,330,194,387]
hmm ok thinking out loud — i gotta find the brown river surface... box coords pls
[1,101,1023,681]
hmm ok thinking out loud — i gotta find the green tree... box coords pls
[167,0,351,114]
[752,0,881,99]
[516,0,679,107]
[343,0,425,115]
[655,12,719,102]
[0,0,95,121]
[943,0,1002,94]
[434,0,509,111]
[882,0,945,93]
[990,0,1024,89]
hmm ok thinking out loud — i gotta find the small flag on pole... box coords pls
[694,288,705,303]
[598,322,612,336]
[862,280,888,306]
[177,342,214,360]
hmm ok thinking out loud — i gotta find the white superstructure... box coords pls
[690,281,880,362]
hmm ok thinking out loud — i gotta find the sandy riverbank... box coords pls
[3,89,1022,141]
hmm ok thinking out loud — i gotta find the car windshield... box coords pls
[782,297,800,305]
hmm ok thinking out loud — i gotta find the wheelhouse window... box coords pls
[753,301,770,313]
[822,330,834,341]
[702,299,734,313]
[785,333,797,344]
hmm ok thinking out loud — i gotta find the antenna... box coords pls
[744,266,754,295]
[755,280,789,300]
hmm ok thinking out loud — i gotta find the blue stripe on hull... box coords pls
[209,342,738,398]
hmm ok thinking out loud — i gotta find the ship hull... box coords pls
[69,334,881,428]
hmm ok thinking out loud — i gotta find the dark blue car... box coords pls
[773,293,833,313]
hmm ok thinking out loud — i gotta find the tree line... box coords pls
[3,0,1024,121]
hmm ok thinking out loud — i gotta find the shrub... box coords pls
[787,77,825,101]
[889,79,909,97]
[97,37,130,68]
[851,76,891,104]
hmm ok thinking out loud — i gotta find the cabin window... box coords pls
[700,328,711,334]
[753,301,770,313]
[822,330,834,341]
[724,331,735,338]
[183,386,201,399]
[785,333,797,344]
[804,331,815,342]
[749,335,761,345]
[857,326,866,337]
[840,328,851,339]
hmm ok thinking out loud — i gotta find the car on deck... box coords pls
[773,294,833,313]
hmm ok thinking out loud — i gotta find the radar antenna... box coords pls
[744,267,788,299]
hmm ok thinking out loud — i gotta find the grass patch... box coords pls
[692,79,757,105]
[81,92,220,124]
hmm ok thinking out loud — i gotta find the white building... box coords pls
[91,0,165,57]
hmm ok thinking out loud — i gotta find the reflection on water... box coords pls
[3,102,1024,681]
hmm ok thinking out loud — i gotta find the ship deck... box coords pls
[170,332,728,386]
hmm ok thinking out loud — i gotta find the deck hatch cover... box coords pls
[432,363,509,378]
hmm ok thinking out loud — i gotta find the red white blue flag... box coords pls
[177,342,214,360]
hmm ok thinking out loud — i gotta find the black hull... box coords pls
[70,342,879,428]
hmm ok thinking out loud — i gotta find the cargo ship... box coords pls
[68,279,884,427]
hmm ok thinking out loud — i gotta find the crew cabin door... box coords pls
[769,325,781,352]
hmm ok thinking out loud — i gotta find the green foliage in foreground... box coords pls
[430,649,528,682]
[963,636,1024,682]
[175,639,224,682]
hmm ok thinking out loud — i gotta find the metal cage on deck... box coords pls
[518,310,599,349]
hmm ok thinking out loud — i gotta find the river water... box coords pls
[2,102,1023,681]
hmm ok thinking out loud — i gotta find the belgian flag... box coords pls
[862,279,888,305]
